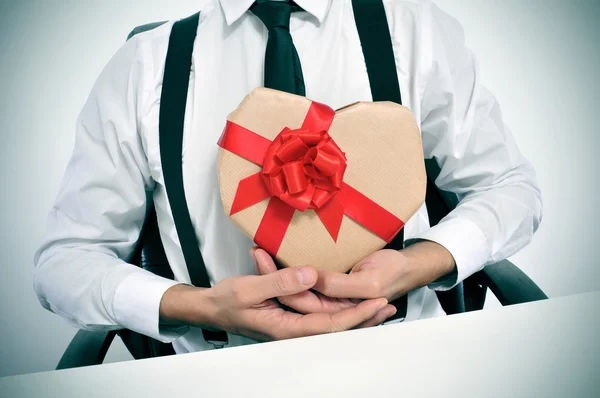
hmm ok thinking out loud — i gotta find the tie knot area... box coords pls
[251,1,299,31]
[250,0,306,95]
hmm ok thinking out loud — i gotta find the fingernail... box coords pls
[296,267,315,285]
[376,298,388,311]
[387,306,397,318]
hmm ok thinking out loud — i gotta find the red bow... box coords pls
[218,101,404,257]
[261,127,347,212]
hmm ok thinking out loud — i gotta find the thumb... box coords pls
[248,266,318,303]
[253,248,278,275]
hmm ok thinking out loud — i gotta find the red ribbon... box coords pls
[218,101,404,257]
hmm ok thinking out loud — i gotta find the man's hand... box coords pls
[252,247,398,328]
[159,264,389,342]
[313,241,456,302]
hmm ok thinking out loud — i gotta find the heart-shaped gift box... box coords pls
[217,88,426,273]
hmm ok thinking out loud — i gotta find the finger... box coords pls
[288,297,388,337]
[244,266,318,303]
[277,290,318,311]
[312,270,379,299]
[252,249,354,313]
[315,292,357,312]
[253,248,278,275]
[252,249,325,312]
[278,290,356,314]
[354,304,397,329]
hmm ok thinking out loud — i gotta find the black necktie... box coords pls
[250,1,306,96]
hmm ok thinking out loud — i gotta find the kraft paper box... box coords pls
[217,88,426,273]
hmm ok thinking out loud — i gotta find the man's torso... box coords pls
[133,0,444,352]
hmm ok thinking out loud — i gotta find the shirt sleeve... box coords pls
[409,3,543,290]
[33,34,188,343]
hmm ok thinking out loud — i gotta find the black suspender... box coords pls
[160,12,209,289]
[352,0,403,106]
[352,0,408,320]
[159,12,228,347]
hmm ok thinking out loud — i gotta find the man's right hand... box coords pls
[159,265,389,342]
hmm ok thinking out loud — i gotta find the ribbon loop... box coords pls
[277,135,309,163]
[282,161,308,194]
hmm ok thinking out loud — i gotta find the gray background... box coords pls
[0,0,598,378]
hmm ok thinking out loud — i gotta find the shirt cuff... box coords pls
[113,269,190,343]
[408,217,490,291]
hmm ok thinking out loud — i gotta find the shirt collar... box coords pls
[220,0,332,26]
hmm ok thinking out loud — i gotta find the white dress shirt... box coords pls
[33,0,542,354]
